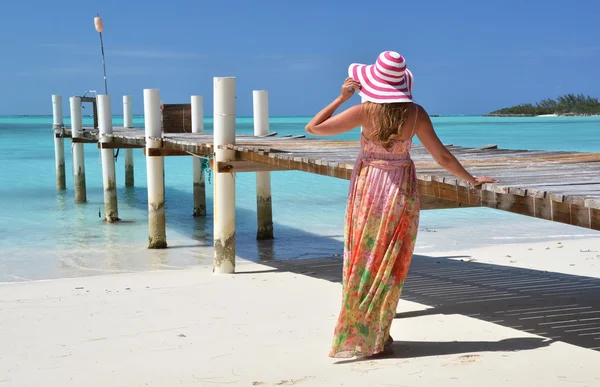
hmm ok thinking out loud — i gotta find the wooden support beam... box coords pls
[92,101,98,129]
[211,160,289,173]
[417,179,600,230]
[79,96,98,129]
[420,195,476,210]
[99,142,145,149]
[73,137,100,144]
[143,148,189,157]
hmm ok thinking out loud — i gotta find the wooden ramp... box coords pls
[58,126,600,231]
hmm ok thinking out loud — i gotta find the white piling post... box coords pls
[144,89,167,249]
[52,95,66,191]
[123,95,134,187]
[70,96,86,203]
[191,95,207,217]
[97,95,119,222]
[213,77,236,274]
[253,90,274,240]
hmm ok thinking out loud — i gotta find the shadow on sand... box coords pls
[333,337,553,364]
[114,186,600,357]
[258,254,600,356]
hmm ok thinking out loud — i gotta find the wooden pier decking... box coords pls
[57,125,600,231]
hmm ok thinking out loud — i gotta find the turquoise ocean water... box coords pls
[1,115,599,282]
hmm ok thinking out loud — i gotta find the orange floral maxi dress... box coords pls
[329,126,420,358]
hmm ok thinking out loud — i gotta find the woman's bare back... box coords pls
[360,103,419,144]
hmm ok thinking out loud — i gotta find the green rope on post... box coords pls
[201,158,212,184]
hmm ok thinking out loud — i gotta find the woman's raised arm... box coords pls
[305,78,363,136]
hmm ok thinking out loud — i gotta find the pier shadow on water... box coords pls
[120,185,348,264]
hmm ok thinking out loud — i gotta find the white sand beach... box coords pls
[435,237,600,277]
[2,236,600,387]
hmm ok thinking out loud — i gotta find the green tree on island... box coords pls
[488,94,600,116]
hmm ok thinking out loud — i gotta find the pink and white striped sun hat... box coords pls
[348,51,414,104]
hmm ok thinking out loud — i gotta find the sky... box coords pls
[1,0,599,116]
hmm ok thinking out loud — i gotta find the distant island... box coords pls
[486,94,600,117]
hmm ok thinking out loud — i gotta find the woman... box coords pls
[305,51,497,358]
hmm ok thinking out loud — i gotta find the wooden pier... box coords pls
[52,79,600,273]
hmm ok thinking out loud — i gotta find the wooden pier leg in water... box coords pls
[213,77,236,274]
[52,95,66,191]
[253,90,274,240]
[191,95,206,217]
[70,96,86,203]
[123,95,134,187]
[144,89,167,249]
[97,95,119,222]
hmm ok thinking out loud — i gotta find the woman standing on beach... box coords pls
[305,51,497,358]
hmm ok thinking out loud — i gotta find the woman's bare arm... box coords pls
[305,78,363,136]
[305,102,362,136]
[415,105,497,187]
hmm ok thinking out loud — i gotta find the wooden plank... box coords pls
[162,103,192,133]
[474,144,498,150]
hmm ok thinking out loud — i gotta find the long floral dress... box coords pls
[329,124,420,358]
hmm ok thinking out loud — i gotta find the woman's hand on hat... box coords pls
[339,78,361,103]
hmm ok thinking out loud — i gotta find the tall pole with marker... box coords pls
[94,14,108,95]
[94,14,118,222]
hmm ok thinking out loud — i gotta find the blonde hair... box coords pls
[362,102,414,150]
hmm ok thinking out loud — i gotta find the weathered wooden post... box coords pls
[213,77,236,274]
[70,96,87,203]
[123,95,134,187]
[52,95,66,191]
[144,89,167,248]
[192,95,207,216]
[253,90,274,240]
[97,95,119,222]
